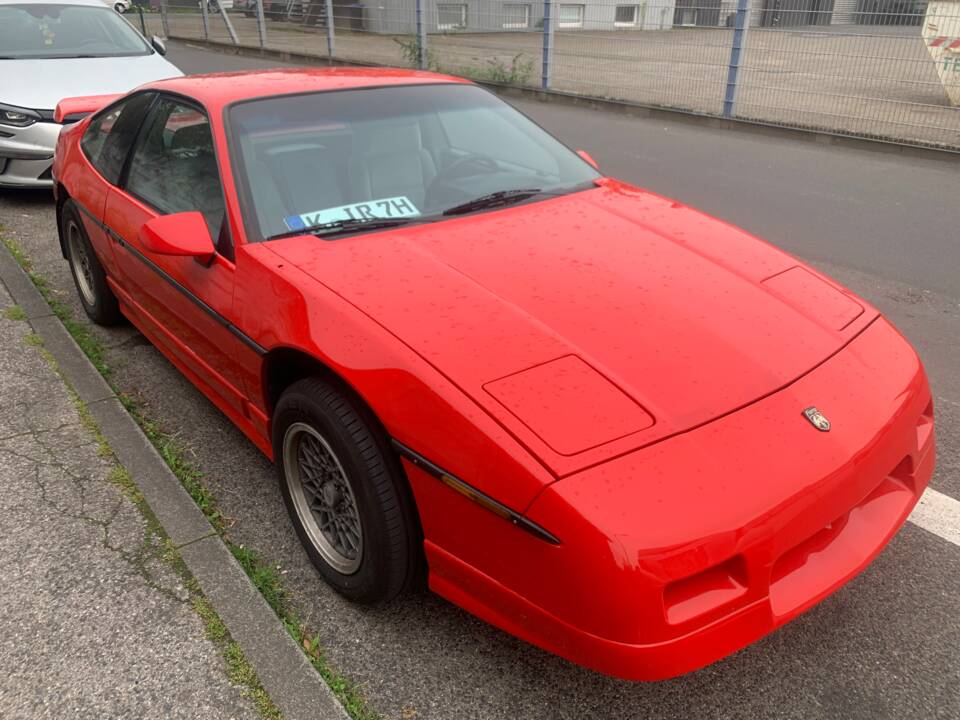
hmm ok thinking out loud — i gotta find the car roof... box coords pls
[140,67,472,111]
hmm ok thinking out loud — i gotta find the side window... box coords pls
[125,97,228,251]
[79,93,155,185]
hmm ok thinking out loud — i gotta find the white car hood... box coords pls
[3,53,182,110]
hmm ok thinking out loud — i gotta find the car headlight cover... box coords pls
[0,103,42,127]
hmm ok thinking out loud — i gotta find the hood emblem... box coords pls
[803,406,831,432]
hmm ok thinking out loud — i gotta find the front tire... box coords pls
[114,2,125,12]
[273,378,420,604]
[61,199,122,326]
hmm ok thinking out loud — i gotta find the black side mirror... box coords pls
[150,35,167,56]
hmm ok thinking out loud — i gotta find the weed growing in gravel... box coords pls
[120,393,228,529]
[107,465,145,505]
[226,544,379,720]
[3,305,26,321]
[195,596,282,720]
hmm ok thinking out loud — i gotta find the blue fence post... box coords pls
[214,0,240,45]
[541,0,554,89]
[254,0,268,48]
[199,0,209,41]
[325,0,335,58]
[416,0,428,70]
[723,0,751,118]
[160,2,170,37]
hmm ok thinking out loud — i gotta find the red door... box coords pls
[102,95,250,419]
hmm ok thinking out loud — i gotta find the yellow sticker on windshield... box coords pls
[284,196,420,231]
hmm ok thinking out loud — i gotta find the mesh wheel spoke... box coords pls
[284,423,364,574]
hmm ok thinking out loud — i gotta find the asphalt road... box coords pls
[1,41,957,720]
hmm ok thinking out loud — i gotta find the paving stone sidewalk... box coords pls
[0,279,262,719]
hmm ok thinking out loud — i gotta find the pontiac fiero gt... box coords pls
[51,69,935,680]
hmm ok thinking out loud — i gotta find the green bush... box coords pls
[393,36,441,72]
[470,53,536,85]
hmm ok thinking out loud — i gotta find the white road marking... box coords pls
[909,487,960,547]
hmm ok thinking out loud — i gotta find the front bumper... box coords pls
[0,120,61,188]
[416,317,934,680]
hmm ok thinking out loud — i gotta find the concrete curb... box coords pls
[0,242,349,720]
[172,37,960,163]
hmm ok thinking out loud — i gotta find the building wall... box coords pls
[576,0,679,30]
[364,0,678,33]
[716,0,861,26]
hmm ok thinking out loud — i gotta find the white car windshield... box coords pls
[0,3,152,59]
[228,83,601,241]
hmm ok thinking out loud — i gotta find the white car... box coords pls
[0,0,182,188]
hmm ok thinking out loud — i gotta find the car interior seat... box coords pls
[167,122,226,242]
[347,121,436,210]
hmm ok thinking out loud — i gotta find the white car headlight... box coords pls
[0,103,42,128]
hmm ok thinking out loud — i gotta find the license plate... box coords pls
[284,196,420,231]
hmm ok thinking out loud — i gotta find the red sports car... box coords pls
[51,69,935,681]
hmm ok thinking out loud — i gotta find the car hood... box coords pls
[2,53,182,110]
[268,180,876,477]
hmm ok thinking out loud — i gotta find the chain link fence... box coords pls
[149,0,960,149]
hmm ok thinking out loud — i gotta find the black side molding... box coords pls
[73,200,266,356]
[392,440,561,545]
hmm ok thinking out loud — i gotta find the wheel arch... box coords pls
[263,345,427,585]
[262,346,369,420]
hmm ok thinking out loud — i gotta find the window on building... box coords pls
[557,4,584,27]
[437,3,467,29]
[675,2,698,26]
[614,4,638,25]
[502,3,531,28]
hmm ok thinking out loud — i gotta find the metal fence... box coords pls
[150,0,960,150]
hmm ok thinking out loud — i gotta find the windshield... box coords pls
[228,84,601,240]
[0,4,152,60]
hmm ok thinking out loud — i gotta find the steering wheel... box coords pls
[425,153,501,210]
[433,153,499,184]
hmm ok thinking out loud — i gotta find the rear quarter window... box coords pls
[80,92,155,185]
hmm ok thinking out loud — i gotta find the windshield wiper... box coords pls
[442,188,544,216]
[267,217,416,241]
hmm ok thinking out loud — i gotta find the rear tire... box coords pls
[61,199,122,326]
[273,377,420,604]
